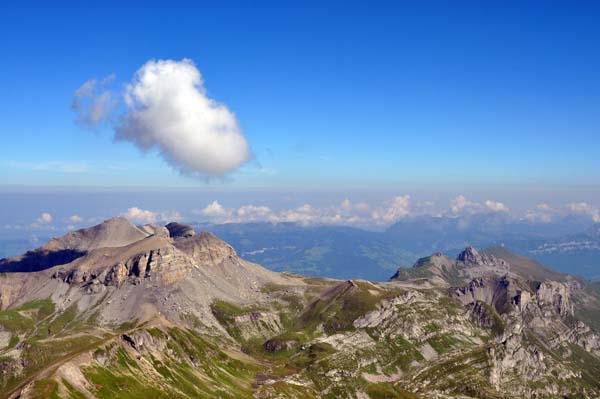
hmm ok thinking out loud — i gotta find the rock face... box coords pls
[451,271,599,397]
[536,281,574,316]
[391,246,518,286]
[165,222,196,238]
[174,231,237,265]
[452,275,515,314]
[457,246,484,264]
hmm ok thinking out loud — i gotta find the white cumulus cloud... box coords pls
[523,203,557,223]
[122,207,182,224]
[566,202,600,223]
[37,212,53,224]
[73,59,250,178]
[27,212,55,230]
[69,215,84,223]
[195,199,377,226]
[371,195,411,223]
[236,205,272,221]
[116,59,250,178]
[485,200,509,212]
[199,200,232,220]
[449,195,480,214]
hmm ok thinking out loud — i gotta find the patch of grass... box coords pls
[365,383,418,399]
[566,342,600,387]
[7,334,19,349]
[0,299,55,333]
[296,282,390,335]
[424,322,441,333]
[427,333,459,354]
[211,300,245,340]
[28,379,61,399]
[48,303,79,335]
[62,379,88,399]
[210,300,269,341]
[86,365,171,399]
[181,312,203,329]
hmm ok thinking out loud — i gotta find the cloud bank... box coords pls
[122,207,182,224]
[73,59,251,178]
[194,197,406,226]
[566,202,600,223]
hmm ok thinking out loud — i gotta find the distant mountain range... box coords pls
[191,215,600,281]
[2,214,598,281]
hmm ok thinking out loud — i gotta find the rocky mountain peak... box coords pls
[44,216,149,252]
[172,230,237,266]
[457,246,483,264]
[0,217,150,273]
[165,222,196,238]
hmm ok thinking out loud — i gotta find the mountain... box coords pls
[522,223,600,280]
[0,220,599,398]
[3,215,597,281]
[390,245,571,284]
[0,217,150,273]
[188,217,600,282]
[193,222,413,281]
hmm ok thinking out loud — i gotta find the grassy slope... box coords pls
[1,275,600,399]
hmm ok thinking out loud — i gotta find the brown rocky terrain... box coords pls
[0,219,598,398]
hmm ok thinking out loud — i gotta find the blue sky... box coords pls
[1,1,600,232]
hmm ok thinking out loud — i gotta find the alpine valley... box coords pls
[0,217,599,399]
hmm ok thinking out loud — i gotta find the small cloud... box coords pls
[122,207,181,224]
[37,212,53,224]
[372,195,411,223]
[69,215,84,223]
[485,200,509,212]
[199,200,232,219]
[123,207,157,224]
[537,202,554,211]
[524,210,552,223]
[566,202,600,223]
[27,212,56,230]
[523,202,557,223]
[236,205,272,221]
[72,76,117,128]
[340,199,370,213]
[341,199,352,211]
[275,204,317,225]
[449,195,480,214]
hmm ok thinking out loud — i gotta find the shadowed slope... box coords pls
[0,217,149,273]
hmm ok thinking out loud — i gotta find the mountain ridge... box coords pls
[0,219,598,398]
